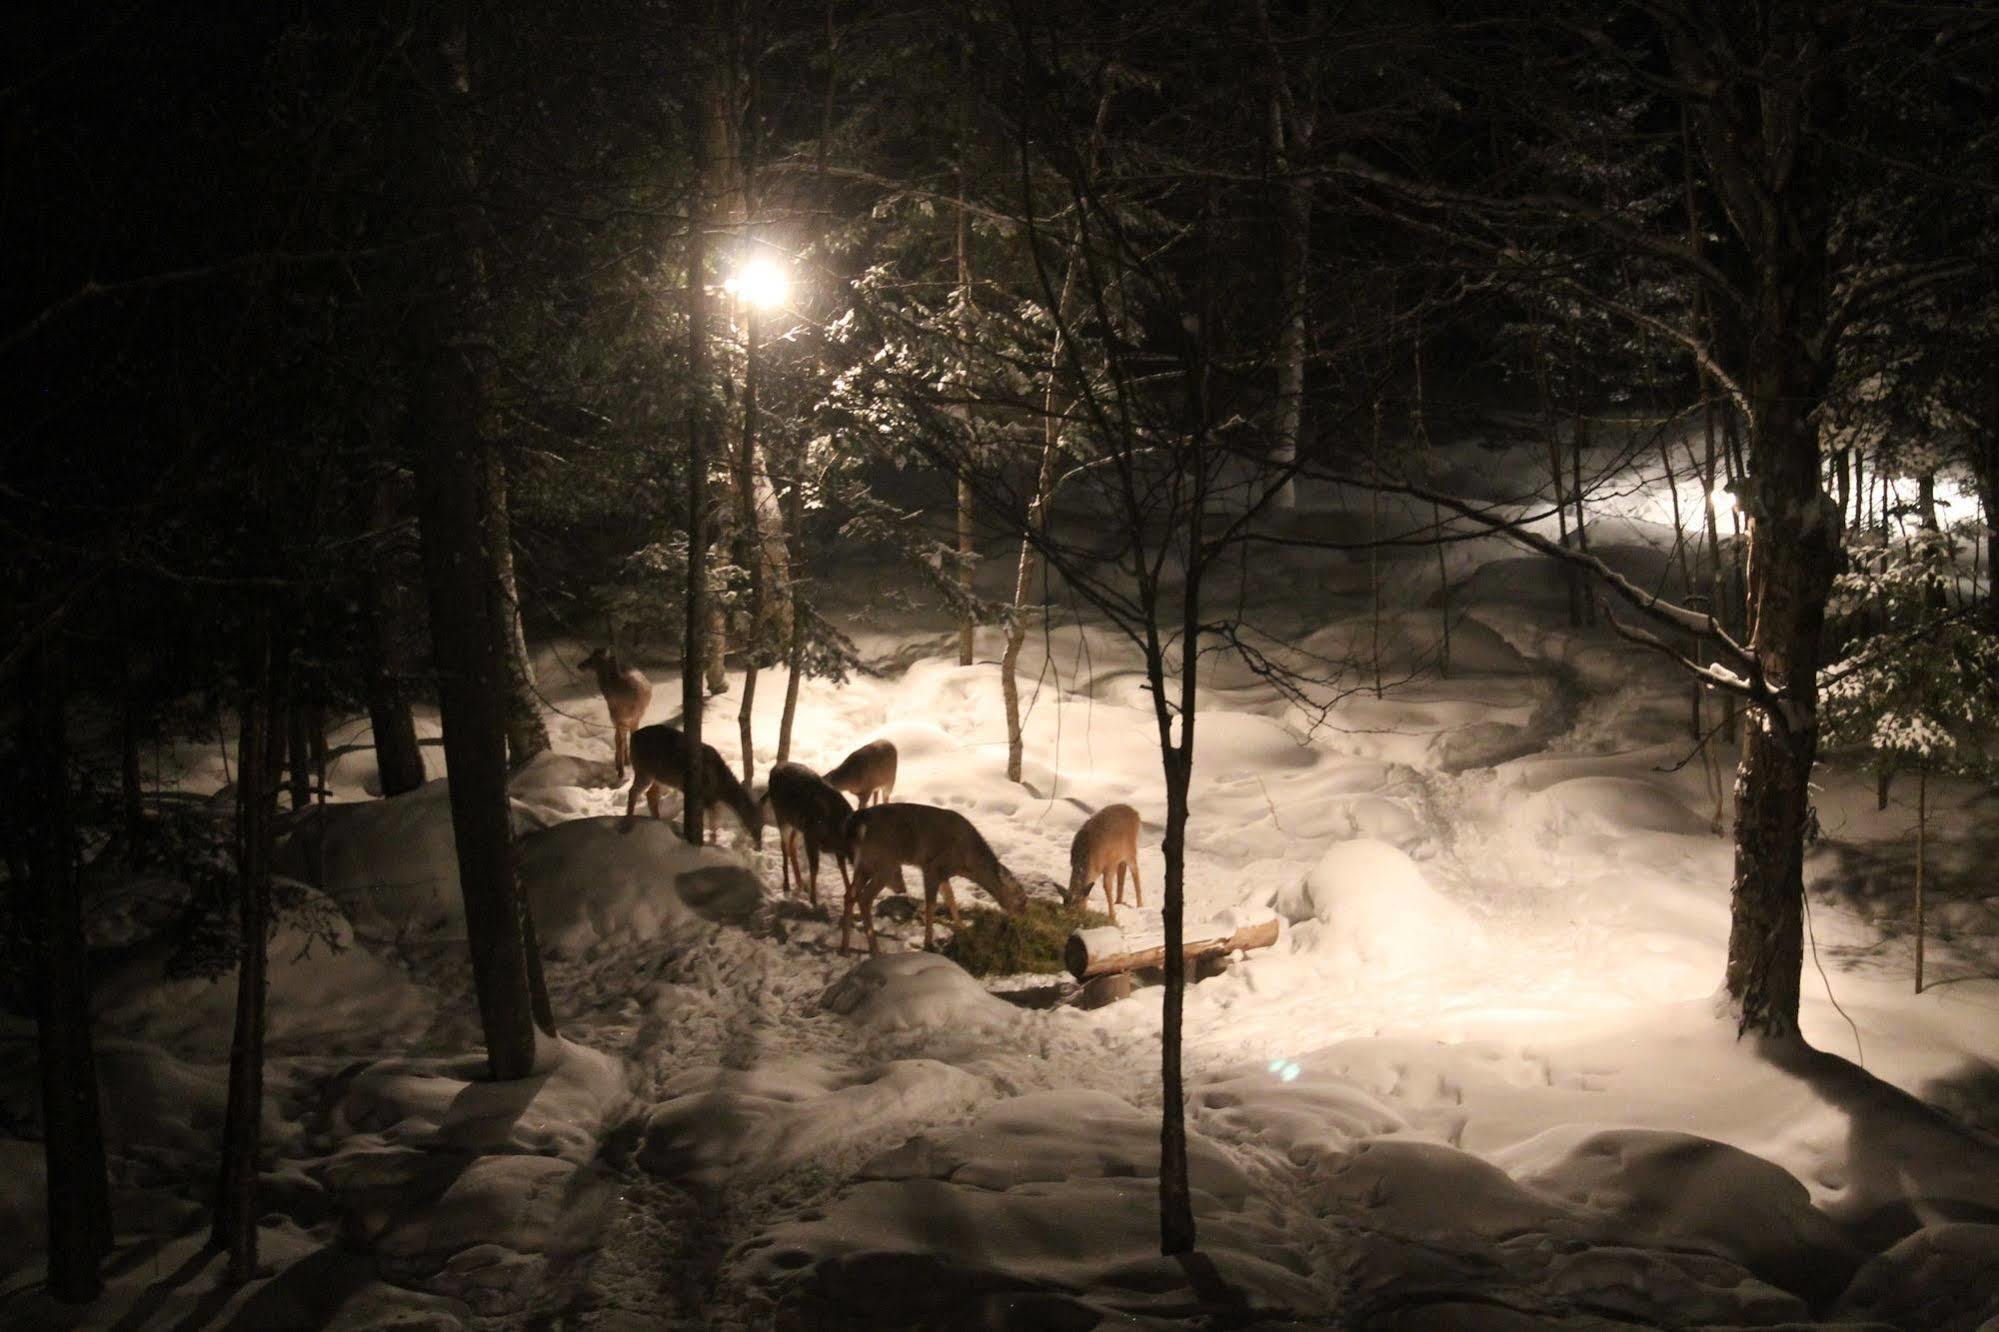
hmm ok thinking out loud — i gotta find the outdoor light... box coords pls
[724,258,789,310]
[1711,486,1737,521]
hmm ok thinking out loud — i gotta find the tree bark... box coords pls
[213,607,277,1281]
[737,304,765,783]
[683,75,724,845]
[1702,13,1841,1036]
[363,475,427,797]
[406,2,550,1080]
[27,642,113,1302]
[485,455,549,769]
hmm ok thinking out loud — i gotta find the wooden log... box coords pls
[1064,908,1281,982]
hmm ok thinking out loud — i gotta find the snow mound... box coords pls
[637,1055,987,1186]
[0,1140,47,1276]
[821,952,1015,1033]
[734,1176,1317,1325]
[275,778,553,942]
[1522,776,1708,838]
[1274,838,1483,975]
[862,1090,1252,1205]
[330,1038,629,1164]
[91,880,433,1057]
[1831,1222,1999,1330]
[1193,1060,1411,1165]
[1497,1124,1864,1305]
[516,815,759,956]
[367,1154,616,1316]
[1316,1138,1810,1326]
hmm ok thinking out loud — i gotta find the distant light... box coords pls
[724,259,788,310]
[1267,1057,1301,1083]
[1710,487,1736,520]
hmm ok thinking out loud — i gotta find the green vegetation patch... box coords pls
[943,899,1110,977]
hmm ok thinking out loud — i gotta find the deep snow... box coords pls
[5,456,1999,1330]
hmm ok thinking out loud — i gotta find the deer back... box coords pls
[766,762,853,850]
[851,802,1023,911]
[825,739,896,797]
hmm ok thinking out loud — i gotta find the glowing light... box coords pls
[1710,487,1737,521]
[1267,1058,1302,1083]
[724,259,789,310]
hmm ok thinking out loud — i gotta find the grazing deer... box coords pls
[625,723,763,845]
[579,646,653,784]
[841,802,1026,954]
[824,738,897,809]
[1066,803,1142,924]
[761,761,853,907]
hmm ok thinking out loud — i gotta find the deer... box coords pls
[824,738,897,809]
[578,646,653,784]
[760,761,854,908]
[624,722,763,846]
[1066,803,1142,925]
[840,801,1026,954]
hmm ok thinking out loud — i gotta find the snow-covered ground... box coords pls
[6,451,1999,1329]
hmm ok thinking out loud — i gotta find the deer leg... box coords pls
[803,834,821,908]
[613,727,628,784]
[1100,871,1118,926]
[940,875,966,926]
[777,826,795,897]
[625,777,644,822]
[922,870,940,950]
[1129,858,1143,908]
[839,867,865,953]
[1113,863,1128,905]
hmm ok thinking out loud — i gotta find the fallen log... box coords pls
[1064,907,1281,982]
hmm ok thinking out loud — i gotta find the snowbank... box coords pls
[516,815,761,956]
[91,880,433,1058]
[274,778,553,942]
[820,952,1016,1034]
[1273,838,1484,976]
[637,1055,988,1187]
[1521,775,1709,838]
[735,1092,1319,1324]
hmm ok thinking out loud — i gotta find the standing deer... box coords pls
[761,761,853,907]
[824,738,897,809]
[625,723,763,845]
[1066,803,1142,924]
[579,646,653,784]
[841,801,1026,954]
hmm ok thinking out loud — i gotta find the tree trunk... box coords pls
[405,1,550,1077]
[1269,101,1311,511]
[214,607,277,1281]
[1001,85,1114,785]
[363,475,427,797]
[1572,411,1596,626]
[286,702,312,812]
[1914,764,1927,995]
[737,306,765,784]
[119,644,147,860]
[957,470,976,665]
[1719,342,1837,1039]
[28,642,113,1302]
[683,76,724,845]
[485,456,549,769]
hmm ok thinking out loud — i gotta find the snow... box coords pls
[12,438,1999,1327]
[1273,837,1484,976]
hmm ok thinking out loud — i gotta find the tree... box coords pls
[1335,1,1999,1036]
[405,2,557,1081]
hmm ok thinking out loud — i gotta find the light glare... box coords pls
[725,259,789,310]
